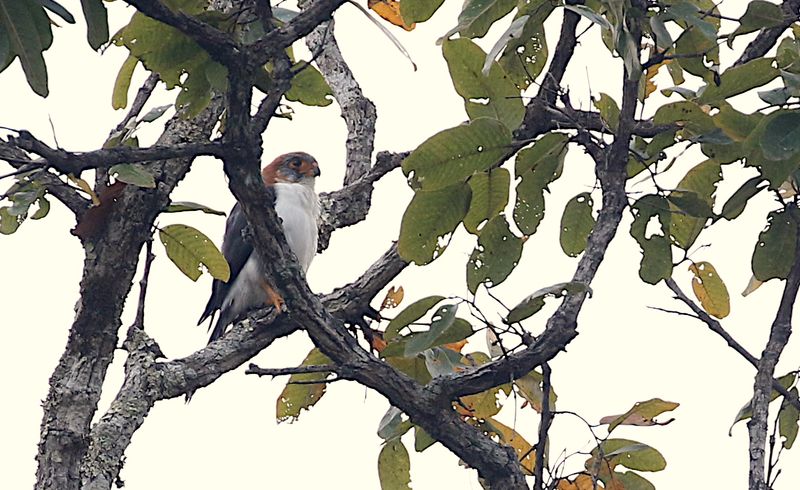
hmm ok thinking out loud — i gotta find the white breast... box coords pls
[273,182,320,273]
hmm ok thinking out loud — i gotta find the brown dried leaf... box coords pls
[368,0,415,30]
[381,285,405,310]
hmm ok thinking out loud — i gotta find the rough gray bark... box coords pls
[34,98,225,490]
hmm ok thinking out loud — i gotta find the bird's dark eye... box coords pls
[290,158,301,168]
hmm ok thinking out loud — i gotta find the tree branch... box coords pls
[734,0,800,66]
[748,206,800,490]
[664,278,800,411]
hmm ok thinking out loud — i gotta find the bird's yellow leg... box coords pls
[260,280,286,312]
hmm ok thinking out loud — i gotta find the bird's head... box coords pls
[261,152,321,187]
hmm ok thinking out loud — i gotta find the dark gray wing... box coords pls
[197,188,277,340]
[197,203,252,328]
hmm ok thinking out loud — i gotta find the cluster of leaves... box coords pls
[379,0,800,487]
[112,0,333,117]
[0,0,108,96]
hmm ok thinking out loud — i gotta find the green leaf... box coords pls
[158,224,231,282]
[506,281,591,324]
[515,369,557,412]
[403,304,457,356]
[613,471,656,490]
[112,55,138,110]
[164,201,225,216]
[721,176,764,220]
[752,209,798,281]
[398,183,471,265]
[385,355,431,384]
[760,111,800,161]
[80,0,108,50]
[276,348,332,423]
[384,295,445,341]
[38,0,75,24]
[31,196,49,220]
[498,4,552,89]
[744,110,800,188]
[423,346,464,376]
[441,0,517,40]
[513,133,569,235]
[467,215,523,293]
[730,372,797,433]
[779,387,800,449]
[377,407,412,441]
[630,195,673,284]
[140,104,172,122]
[110,164,156,188]
[669,159,722,250]
[594,439,667,472]
[442,38,523,130]
[653,101,715,139]
[378,439,412,490]
[697,58,779,106]
[593,93,620,131]
[414,425,436,452]
[402,118,512,190]
[0,206,22,234]
[463,168,509,234]
[564,4,612,30]
[727,0,784,48]
[606,398,680,433]
[285,62,333,107]
[560,192,595,257]
[712,103,761,142]
[0,0,50,96]
[400,0,445,23]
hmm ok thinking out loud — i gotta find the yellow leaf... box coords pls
[68,174,100,206]
[484,418,536,475]
[381,285,405,310]
[443,338,468,352]
[368,0,415,31]
[689,261,731,318]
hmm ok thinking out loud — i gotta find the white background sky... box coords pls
[2,0,799,488]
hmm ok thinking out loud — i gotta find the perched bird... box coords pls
[198,152,321,343]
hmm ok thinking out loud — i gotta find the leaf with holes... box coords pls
[377,406,412,441]
[506,282,591,324]
[463,168,509,234]
[384,295,445,341]
[466,215,523,293]
[689,261,730,318]
[398,182,471,264]
[697,58,779,106]
[603,398,680,433]
[669,159,722,250]
[404,304,456,356]
[515,369,557,413]
[442,38,524,130]
[752,209,798,281]
[593,93,620,131]
[779,387,800,449]
[484,418,536,475]
[513,133,569,235]
[498,1,553,89]
[630,195,673,284]
[560,192,595,257]
[402,118,512,190]
[440,0,517,41]
[587,439,666,473]
[110,164,155,188]
[276,348,333,423]
[380,286,404,311]
[159,224,230,282]
[286,62,333,107]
